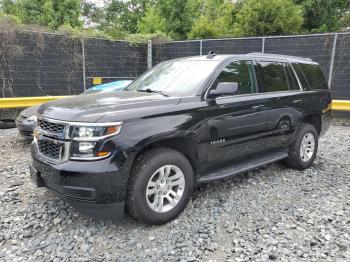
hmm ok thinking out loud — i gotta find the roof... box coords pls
[247,53,315,63]
[171,52,317,64]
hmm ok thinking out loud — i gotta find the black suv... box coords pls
[30,53,332,224]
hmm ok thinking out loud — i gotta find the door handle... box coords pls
[293,99,302,104]
[252,105,264,111]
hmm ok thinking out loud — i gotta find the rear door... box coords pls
[255,60,306,151]
[203,60,269,172]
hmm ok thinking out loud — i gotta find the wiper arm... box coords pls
[137,89,169,97]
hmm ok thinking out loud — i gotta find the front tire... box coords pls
[285,123,319,170]
[127,148,194,225]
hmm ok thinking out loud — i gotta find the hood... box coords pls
[37,91,181,122]
[20,104,41,117]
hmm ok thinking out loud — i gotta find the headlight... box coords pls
[72,125,122,140]
[70,123,122,160]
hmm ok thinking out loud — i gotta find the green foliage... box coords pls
[137,7,167,34]
[1,0,81,29]
[57,24,116,39]
[1,0,350,41]
[101,0,153,34]
[188,0,237,39]
[0,13,22,25]
[234,0,303,36]
[294,0,350,32]
[153,0,201,39]
[125,32,171,43]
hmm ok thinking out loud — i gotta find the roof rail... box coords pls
[248,52,313,62]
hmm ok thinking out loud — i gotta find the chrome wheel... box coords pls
[145,165,185,213]
[300,132,315,162]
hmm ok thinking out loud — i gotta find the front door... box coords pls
[203,60,269,172]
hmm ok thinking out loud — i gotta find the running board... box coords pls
[197,151,288,183]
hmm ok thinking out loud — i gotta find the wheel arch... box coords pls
[299,113,322,135]
[133,136,200,178]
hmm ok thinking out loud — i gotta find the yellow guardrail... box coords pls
[0,96,69,109]
[331,100,350,111]
[0,96,349,111]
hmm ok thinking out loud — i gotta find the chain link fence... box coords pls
[0,30,349,100]
[84,38,147,90]
[0,30,146,98]
[152,33,350,100]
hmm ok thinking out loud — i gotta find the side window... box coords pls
[291,63,310,90]
[286,65,300,91]
[257,61,289,92]
[297,63,328,90]
[213,60,256,95]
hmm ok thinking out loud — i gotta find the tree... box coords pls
[234,0,303,37]
[147,0,201,39]
[294,0,350,32]
[102,0,154,34]
[137,7,167,34]
[188,0,237,39]
[1,0,81,29]
[81,0,104,28]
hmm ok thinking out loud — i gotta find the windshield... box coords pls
[125,60,220,96]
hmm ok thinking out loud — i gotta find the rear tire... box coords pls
[127,148,194,225]
[285,123,318,170]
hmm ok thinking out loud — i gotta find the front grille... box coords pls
[37,118,68,161]
[38,119,65,134]
[38,139,62,160]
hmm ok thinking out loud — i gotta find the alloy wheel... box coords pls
[300,132,315,162]
[145,165,185,213]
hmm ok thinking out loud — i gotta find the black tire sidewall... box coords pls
[128,148,194,225]
[293,123,319,169]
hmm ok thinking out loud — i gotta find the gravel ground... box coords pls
[0,120,349,262]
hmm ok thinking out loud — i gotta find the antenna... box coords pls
[206,50,216,59]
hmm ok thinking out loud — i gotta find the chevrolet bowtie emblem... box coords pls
[33,129,41,139]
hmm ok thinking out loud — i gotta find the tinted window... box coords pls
[213,60,256,95]
[297,63,328,90]
[291,63,309,90]
[286,65,300,91]
[257,61,289,92]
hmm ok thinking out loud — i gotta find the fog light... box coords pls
[78,142,96,153]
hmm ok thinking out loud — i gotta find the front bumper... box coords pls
[30,144,136,220]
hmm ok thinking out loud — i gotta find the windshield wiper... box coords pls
[137,89,169,97]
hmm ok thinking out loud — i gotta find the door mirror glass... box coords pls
[209,82,238,97]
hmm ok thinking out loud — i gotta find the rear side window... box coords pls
[291,63,309,90]
[213,60,256,95]
[257,61,289,92]
[294,63,328,90]
[286,65,300,91]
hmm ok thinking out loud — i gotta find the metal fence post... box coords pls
[199,40,203,56]
[262,37,265,53]
[81,38,86,91]
[147,40,152,70]
[328,33,338,89]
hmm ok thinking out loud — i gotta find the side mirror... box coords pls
[209,82,239,97]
